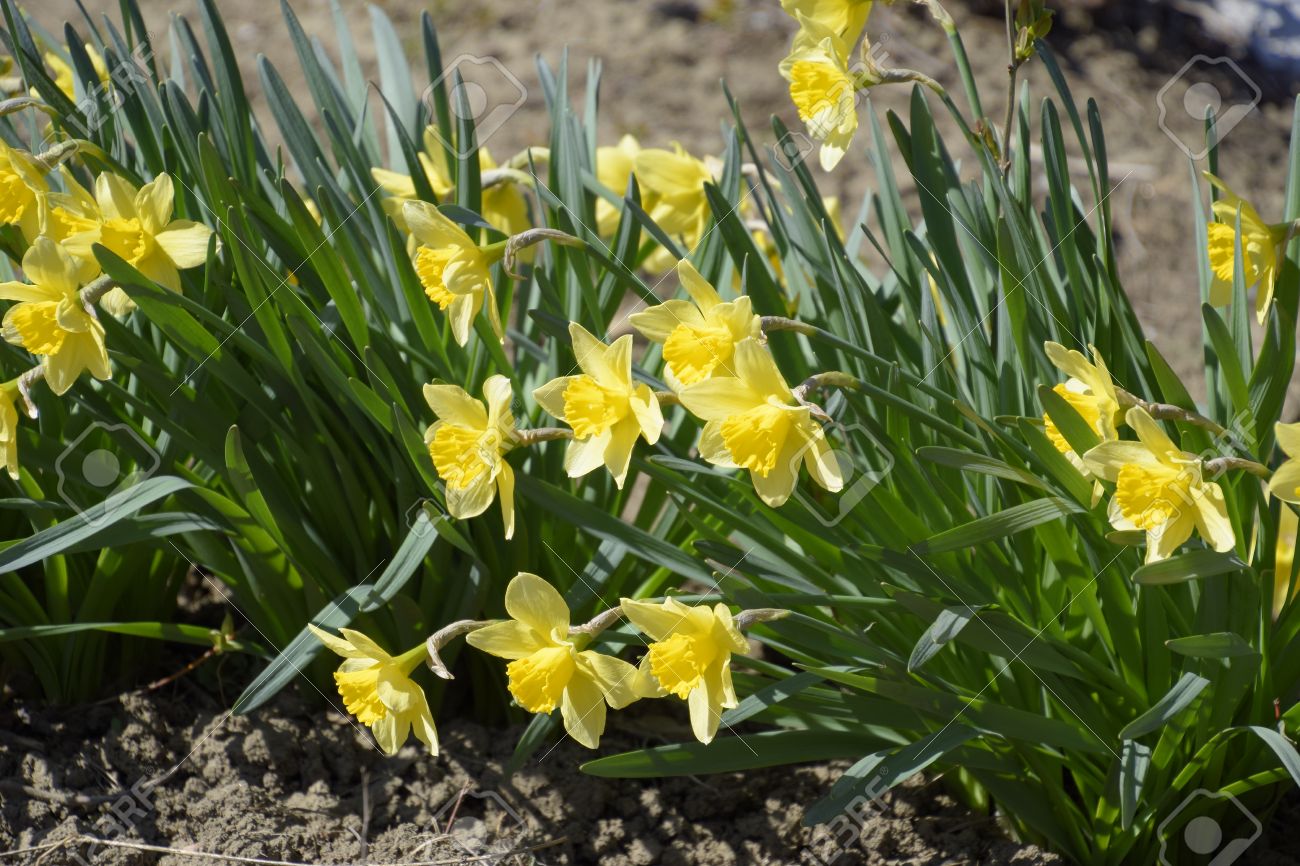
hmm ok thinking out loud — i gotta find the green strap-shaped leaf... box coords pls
[912,497,1079,555]
[233,518,437,714]
[804,725,980,825]
[1118,739,1151,830]
[1165,632,1257,659]
[1119,672,1210,739]
[0,476,192,574]
[580,731,878,779]
[908,604,983,672]
[1133,551,1247,585]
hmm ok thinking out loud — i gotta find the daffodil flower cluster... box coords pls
[417,257,846,532]
[0,128,214,480]
[313,572,783,754]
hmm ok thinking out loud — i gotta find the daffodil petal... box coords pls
[466,619,545,659]
[504,572,570,639]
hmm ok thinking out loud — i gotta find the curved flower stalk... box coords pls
[619,597,756,744]
[0,380,19,480]
[533,323,663,488]
[423,375,518,539]
[0,140,48,239]
[633,144,718,272]
[62,173,215,315]
[0,238,109,395]
[466,573,648,748]
[1204,172,1290,323]
[1042,341,1122,485]
[308,625,438,756]
[1269,423,1300,505]
[1083,407,1235,563]
[404,200,503,346]
[628,260,761,388]
[678,339,842,506]
[372,126,529,239]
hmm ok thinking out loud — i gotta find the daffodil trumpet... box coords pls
[503,228,587,279]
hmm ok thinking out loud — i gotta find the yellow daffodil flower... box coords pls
[372,127,529,238]
[467,573,645,748]
[628,260,761,387]
[0,237,109,395]
[1204,173,1290,323]
[1083,407,1235,563]
[596,134,647,236]
[533,323,663,488]
[1268,422,1300,504]
[62,173,214,315]
[403,200,502,346]
[308,625,437,756]
[43,44,110,101]
[781,15,860,171]
[423,374,517,539]
[779,0,872,43]
[634,144,717,271]
[0,140,47,241]
[1042,341,1123,467]
[678,339,842,506]
[619,596,749,744]
[1,381,19,480]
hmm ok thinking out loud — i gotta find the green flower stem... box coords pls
[733,608,789,630]
[15,275,118,417]
[0,95,45,117]
[480,167,534,189]
[570,607,626,638]
[861,67,946,100]
[760,316,954,404]
[999,0,1024,172]
[1204,456,1272,480]
[793,369,984,449]
[33,140,78,173]
[424,619,494,680]
[514,427,574,447]
[1115,388,1228,438]
[503,228,587,279]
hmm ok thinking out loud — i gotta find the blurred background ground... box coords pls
[29,0,1300,401]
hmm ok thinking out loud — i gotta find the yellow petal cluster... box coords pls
[467,573,646,748]
[678,338,843,506]
[629,260,761,387]
[61,173,214,315]
[404,200,501,346]
[423,374,518,539]
[533,323,663,488]
[0,141,48,241]
[309,625,438,756]
[1041,341,1123,470]
[0,381,19,480]
[1083,407,1234,563]
[620,597,749,744]
[0,238,110,395]
[1204,173,1289,323]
